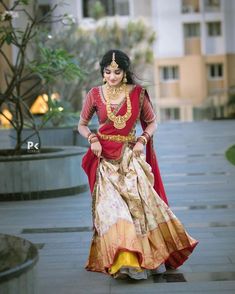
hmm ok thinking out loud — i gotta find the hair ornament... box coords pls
[110,52,119,70]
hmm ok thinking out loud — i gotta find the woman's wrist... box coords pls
[90,137,99,144]
[87,132,97,144]
[137,135,147,145]
[137,131,151,145]
[142,131,151,141]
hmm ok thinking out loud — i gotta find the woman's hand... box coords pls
[91,141,102,157]
[133,141,144,157]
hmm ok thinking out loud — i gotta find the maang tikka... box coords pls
[110,52,119,70]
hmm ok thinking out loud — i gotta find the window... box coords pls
[38,5,50,18]
[181,0,200,13]
[160,108,180,121]
[208,64,223,78]
[205,0,220,9]
[82,0,129,17]
[115,0,129,15]
[38,5,51,29]
[160,66,179,81]
[207,22,221,36]
[184,23,200,37]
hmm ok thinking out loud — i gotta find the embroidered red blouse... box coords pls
[79,85,156,126]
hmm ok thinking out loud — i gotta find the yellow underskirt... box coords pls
[109,251,143,274]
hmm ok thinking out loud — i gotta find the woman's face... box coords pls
[103,65,124,87]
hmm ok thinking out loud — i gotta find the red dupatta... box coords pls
[140,91,168,205]
[81,85,169,205]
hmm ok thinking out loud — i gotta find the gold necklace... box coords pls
[105,84,124,99]
[105,83,132,129]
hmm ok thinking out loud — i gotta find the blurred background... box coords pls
[1,0,235,129]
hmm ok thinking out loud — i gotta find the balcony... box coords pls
[204,0,221,13]
[182,0,200,13]
[207,79,224,95]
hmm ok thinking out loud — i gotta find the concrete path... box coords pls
[1,120,235,294]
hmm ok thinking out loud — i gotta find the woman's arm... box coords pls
[77,90,102,157]
[77,118,92,139]
[142,119,157,138]
[133,119,157,156]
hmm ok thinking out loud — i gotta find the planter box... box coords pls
[0,124,98,149]
[0,234,39,294]
[0,146,88,201]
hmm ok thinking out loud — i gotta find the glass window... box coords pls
[37,5,51,29]
[207,22,221,36]
[38,4,51,17]
[182,0,200,13]
[115,0,129,15]
[205,0,220,8]
[160,66,179,81]
[208,64,223,78]
[82,0,129,17]
[184,23,200,37]
[160,108,180,121]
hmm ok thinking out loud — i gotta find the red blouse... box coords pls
[79,85,156,125]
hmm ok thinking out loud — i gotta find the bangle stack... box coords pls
[87,132,99,144]
[137,131,151,145]
[143,131,151,142]
[137,135,147,145]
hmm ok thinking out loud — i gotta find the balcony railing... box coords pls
[182,0,200,13]
[207,79,224,95]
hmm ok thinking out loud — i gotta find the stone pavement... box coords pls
[1,120,235,294]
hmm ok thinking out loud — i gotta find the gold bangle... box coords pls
[90,137,99,144]
[88,133,96,143]
[137,136,147,145]
[142,131,150,141]
[87,132,92,139]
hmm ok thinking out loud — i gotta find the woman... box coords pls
[78,49,198,280]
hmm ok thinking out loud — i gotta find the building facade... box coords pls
[152,0,235,121]
[2,0,234,123]
[52,0,235,121]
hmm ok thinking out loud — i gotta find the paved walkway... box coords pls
[1,120,235,294]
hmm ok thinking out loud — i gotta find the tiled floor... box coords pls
[1,120,235,293]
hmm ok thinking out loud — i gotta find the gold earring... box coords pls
[123,73,127,84]
[103,77,106,84]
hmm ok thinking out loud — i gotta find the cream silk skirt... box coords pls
[85,146,198,279]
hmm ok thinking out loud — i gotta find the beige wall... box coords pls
[227,54,235,88]
[154,53,235,121]
[155,56,207,105]
[185,38,201,55]
[180,56,206,105]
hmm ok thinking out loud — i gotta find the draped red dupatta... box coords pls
[81,85,169,205]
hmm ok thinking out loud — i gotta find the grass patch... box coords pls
[225,145,235,165]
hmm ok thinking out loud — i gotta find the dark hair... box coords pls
[99,49,135,84]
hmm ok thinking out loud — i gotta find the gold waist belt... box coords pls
[97,131,136,142]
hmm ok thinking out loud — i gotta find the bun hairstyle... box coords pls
[99,49,135,84]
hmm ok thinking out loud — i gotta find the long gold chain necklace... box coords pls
[105,83,132,129]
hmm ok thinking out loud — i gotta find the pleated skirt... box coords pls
[85,146,198,279]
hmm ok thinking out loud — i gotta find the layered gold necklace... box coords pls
[105,83,132,129]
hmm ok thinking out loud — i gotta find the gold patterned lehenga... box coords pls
[85,145,198,279]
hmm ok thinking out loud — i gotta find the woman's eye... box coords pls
[115,71,121,75]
